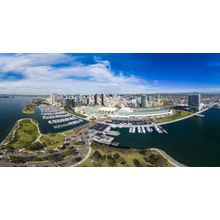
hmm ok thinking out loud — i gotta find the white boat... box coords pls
[141,127,146,133]
[129,127,132,133]
[158,125,168,134]
[137,126,142,133]
[133,127,136,133]
[153,124,163,134]
[146,126,152,133]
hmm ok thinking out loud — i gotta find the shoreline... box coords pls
[149,148,187,167]
[0,118,40,146]
[158,107,212,126]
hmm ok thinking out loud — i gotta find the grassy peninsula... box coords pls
[7,119,40,149]
[5,119,64,151]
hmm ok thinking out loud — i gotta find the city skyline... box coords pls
[1,53,220,95]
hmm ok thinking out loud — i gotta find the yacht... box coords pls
[141,127,146,133]
[153,124,163,134]
[146,126,152,133]
[158,125,168,134]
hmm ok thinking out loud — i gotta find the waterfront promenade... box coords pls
[101,105,216,128]
[158,105,214,126]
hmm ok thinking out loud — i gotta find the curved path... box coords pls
[71,146,92,167]
[149,148,186,167]
[158,107,213,126]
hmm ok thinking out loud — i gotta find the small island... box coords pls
[22,99,47,114]
[22,102,36,114]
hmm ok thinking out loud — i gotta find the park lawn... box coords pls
[156,110,192,123]
[81,143,173,167]
[40,133,65,150]
[8,119,39,149]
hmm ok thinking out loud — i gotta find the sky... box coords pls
[0,53,220,95]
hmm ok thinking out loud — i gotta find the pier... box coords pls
[194,113,205,117]
[128,124,168,135]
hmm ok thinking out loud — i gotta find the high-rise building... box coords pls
[141,95,148,108]
[62,98,69,107]
[62,98,75,108]
[188,94,201,111]
[157,93,160,101]
[94,94,98,105]
[83,96,88,105]
[101,94,105,106]
[76,94,83,103]
[50,93,58,104]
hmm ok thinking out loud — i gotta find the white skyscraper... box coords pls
[50,93,58,104]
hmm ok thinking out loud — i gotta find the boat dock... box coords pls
[127,123,168,135]
[39,104,83,129]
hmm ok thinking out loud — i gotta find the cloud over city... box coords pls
[0,53,154,95]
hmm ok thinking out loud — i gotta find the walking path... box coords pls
[149,148,186,167]
[158,107,212,126]
[0,118,23,146]
[71,146,92,167]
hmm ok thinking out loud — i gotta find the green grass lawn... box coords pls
[8,119,39,149]
[40,133,65,150]
[81,143,173,167]
[156,110,192,123]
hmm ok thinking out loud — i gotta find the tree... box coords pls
[93,150,102,160]
[28,142,46,151]
[113,153,120,160]
[107,154,116,166]
[133,159,141,167]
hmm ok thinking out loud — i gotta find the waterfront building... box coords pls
[50,93,58,104]
[74,106,173,119]
[141,95,148,108]
[188,94,201,111]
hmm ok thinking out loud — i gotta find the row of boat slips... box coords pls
[53,120,83,129]
[39,104,83,129]
[129,124,168,134]
[39,105,62,112]
[89,123,121,136]
[92,134,114,145]
[48,116,77,124]
[43,113,70,120]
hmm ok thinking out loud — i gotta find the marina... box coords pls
[89,123,120,146]
[127,123,167,134]
[39,104,83,129]
[2,96,220,166]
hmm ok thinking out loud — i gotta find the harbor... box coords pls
[127,124,168,134]
[89,123,120,147]
[2,96,220,166]
[38,104,83,129]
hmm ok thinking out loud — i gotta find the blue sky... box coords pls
[0,53,220,94]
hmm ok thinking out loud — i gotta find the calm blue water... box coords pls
[0,96,87,143]
[113,108,220,167]
[2,96,220,166]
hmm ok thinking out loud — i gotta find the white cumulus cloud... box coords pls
[0,53,157,95]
